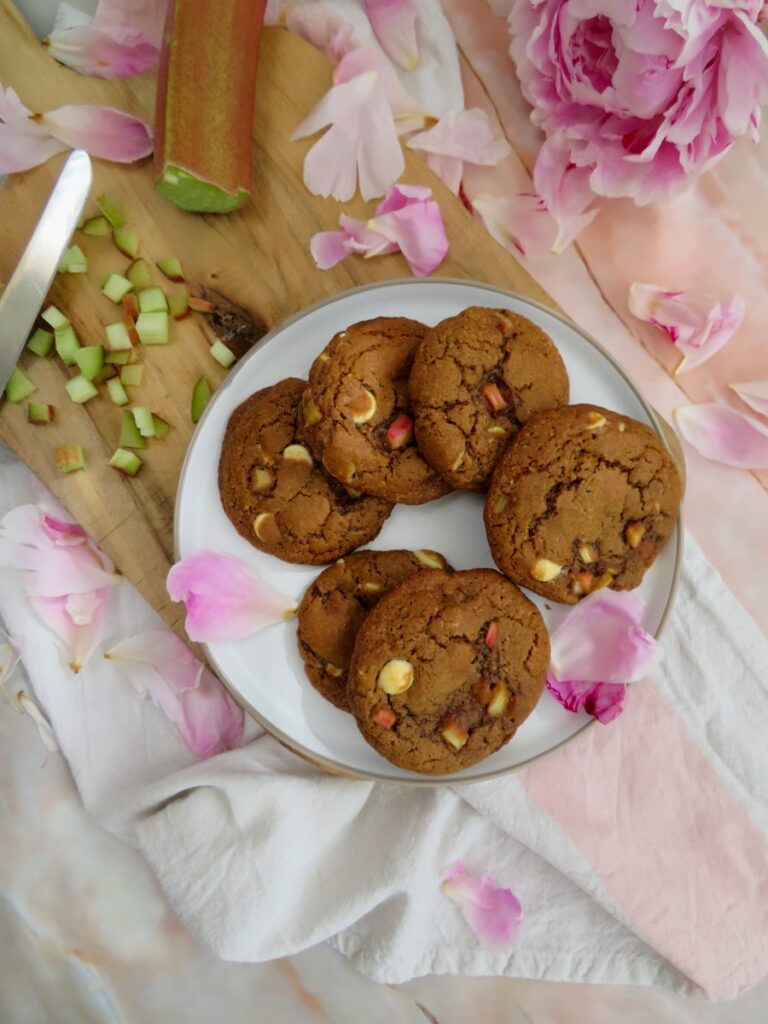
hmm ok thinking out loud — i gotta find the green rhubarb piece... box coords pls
[191,376,212,423]
[54,325,81,365]
[138,287,169,314]
[73,345,105,381]
[168,288,190,320]
[27,402,54,424]
[110,448,142,476]
[58,244,87,273]
[107,377,129,406]
[65,375,98,404]
[105,321,133,352]
[41,305,69,331]
[105,350,132,365]
[54,444,85,473]
[97,193,125,229]
[132,405,156,437]
[156,165,248,214]
[112,228,140,259]
[120,364,144,387]
[5,366,36,403]
[81,215,110,237]
[95,365,118,384]
[27,328,54,358]
[152,414,171,439]
[118,410,146,448]
[125,258,152,290]
[102,273,134,303]
[156,256,185,282]
[136,312,169,345]
[209,340,235,369]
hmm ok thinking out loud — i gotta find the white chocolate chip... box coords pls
[414,549,445,569]
[377,658,414,695]
[625,522,645,549]
[362,581,383,594]
[487,684,509,717]
[487,425,507,436]
[585,411,607,429]
[253,512,280,543]
[325,663,343,677]
[251,468,275,492]
[282,443,313,464]
[578,544,596,564]
[449,451,465,471]
[531,558,563,582]
[350,387,377,424]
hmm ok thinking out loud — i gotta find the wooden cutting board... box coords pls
[0,0,557,636]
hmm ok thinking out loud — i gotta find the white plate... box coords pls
[175,280,681,784]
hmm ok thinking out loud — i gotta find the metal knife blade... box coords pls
[0,149,92,396]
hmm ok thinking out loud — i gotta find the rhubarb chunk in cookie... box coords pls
[347,569,549,775]
[409,307,569,490]
[484,404,683,604]
[218,378,393,565]
[298,317,451,504]
[297,548,451,710]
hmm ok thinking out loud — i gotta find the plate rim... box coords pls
[174,278,684,786]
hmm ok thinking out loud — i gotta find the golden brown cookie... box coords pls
[297,317,451,504]
[347,569,549,775]
[218,378,393,564]
[484,404,683,604]
[409,307,569,490]
[297,548,451,710]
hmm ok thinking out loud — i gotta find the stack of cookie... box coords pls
[218,308,682,774]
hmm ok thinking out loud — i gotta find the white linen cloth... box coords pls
[2,441,767,998]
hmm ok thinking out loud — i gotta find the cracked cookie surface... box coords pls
[347,568,549,774]
[410,307,569,490]
[297,549,451,710]
[297,317,452,504]
[218,378,393,564]
[484,404,683,604]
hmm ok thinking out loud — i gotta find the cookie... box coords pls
[218,378,393,564]
[484,404,683,604]
[347,569,549,775]
[297,317,451,504]
[297,548,451,710]
[409,306,569,490]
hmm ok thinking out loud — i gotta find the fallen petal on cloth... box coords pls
[442,861,522,950]
[546,675,627,724]
[166,551,297,643]
[333,46,432,133]
[629,283,745,374]
[17,691,59,752]
[311,183,447,276]
[0,85,152,173]
[472,192,557,258]
[44,2,159,78]
[730,380,768,419]
[675,403,768,469]
[105,630,244,758]
[365,0,419,71]
[532,137,599,253]
[549,590,658,686]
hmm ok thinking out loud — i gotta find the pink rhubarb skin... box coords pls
[442,0,768,639]
[153,0,267,212]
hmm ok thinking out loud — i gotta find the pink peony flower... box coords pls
[507,0,768,215]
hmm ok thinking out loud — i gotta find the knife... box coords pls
[0,150,92,397]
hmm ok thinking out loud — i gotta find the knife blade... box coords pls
[0,149,92,397]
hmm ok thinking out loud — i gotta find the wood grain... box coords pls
[0,0,556,634]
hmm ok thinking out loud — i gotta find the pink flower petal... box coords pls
[166,551,297,643]
[549,589,658,685]
[41,104,152,162]
[425,152,462,193]
[94,0,167,46]
[44,3,158,78]
[41,513,88,545]
[546,675,627,725]
[731,380,768,418]
[31,591,108,673]
[364,0,419,72]
[105,630,243,758]
[675,403,768,469]
[333,48,431,133]
[0,127,69,174]
[310,230,355,270]
[407,108,511,165]
[281,2,357,64]
[374,182,432,213]
[17,691,59,752]
[628,283,745,374]
[472,193,557,259]
[292,70,403,201]
[367,198,449,276]
[442,861,522,950]
[533,138,599,253]
[0,629,19,688]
